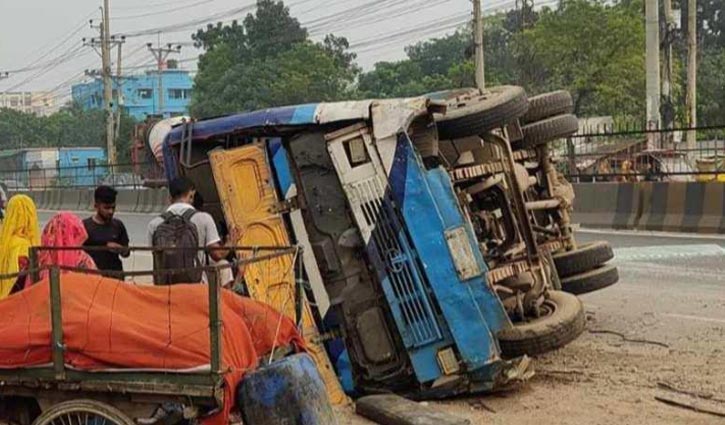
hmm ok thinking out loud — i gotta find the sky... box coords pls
[0,0,517,102]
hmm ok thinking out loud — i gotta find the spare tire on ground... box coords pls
[560,264,619,295]
[553,241,614,278]
[236,353,336,425]
[435,86,529,140]
[514,114,579,149]
[498,290,585,357]
[522,90,574,124]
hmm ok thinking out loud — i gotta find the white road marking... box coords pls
[577,227,725,241]
[663,313,725,325]
[612,244,725,262]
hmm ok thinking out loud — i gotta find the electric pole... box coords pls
[113,36,125,149]
[83,4,123,165]
[685,0,697,148]
[645,0,661,149]
[147,41,181,116]
[473,0,485,90]
[661,0,675,144]
[101,0,116,165]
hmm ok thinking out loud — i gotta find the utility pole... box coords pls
[113,36,125,149]
[645,0,661,149]
[101,0,116,165]
[685,0,697,149]
[84,3,122,165]
[661,0,675,144]
[147,40,181,116]
[473,0,485,90]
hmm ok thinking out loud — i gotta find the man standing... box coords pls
[147,177,228,284]
[83,186,130,277]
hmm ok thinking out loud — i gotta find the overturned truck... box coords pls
[161,88,617,399]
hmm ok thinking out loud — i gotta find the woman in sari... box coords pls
[0,195,40,299]
[38,212,97,280]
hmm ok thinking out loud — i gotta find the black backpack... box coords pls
[152,209,203,285]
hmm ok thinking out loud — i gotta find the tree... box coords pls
[190,0,358,117]
[0,104,136,163]
[697,48,725,127]
[516,0,646,119]
[357,30,475,99]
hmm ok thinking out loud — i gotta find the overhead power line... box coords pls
[113,0,215,20]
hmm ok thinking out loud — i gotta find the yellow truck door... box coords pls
[209,144,347,405]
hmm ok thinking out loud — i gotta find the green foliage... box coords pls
[517,0,645,119]
[698,47,725,126]
[190,0,358,117]
[357,31,474,98]
[0,104,136,163]
[357,0,648,122]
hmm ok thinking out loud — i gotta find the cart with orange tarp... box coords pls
[0,246,314,425]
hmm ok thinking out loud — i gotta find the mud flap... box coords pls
[209,144,348,405]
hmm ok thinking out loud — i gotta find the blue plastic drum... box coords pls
[236,353,337,424]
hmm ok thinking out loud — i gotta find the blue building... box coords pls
[72,69,193,120]
[57,147,107,187]
[0,147,107,188]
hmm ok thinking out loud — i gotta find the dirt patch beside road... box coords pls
[337,315,724,424]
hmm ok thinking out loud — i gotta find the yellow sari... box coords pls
[0,195,40,299]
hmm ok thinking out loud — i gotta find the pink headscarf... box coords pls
[38,212,96,279]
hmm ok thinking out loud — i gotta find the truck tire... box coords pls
[552,241,614,278]
[516,114,579,149]
[561,264,619,295]
[236,353,336,425]
[436,86,529,140]
[498,291,585,357]
[522,90,573,124]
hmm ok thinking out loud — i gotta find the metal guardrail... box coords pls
[551,123,725,181]
[0,161,164,190]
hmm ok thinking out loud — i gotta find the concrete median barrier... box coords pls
[574,181,725,234]
[115,190,140,213]
[79,189,95,212]
[47,190,63,210]
[136,188,167,214]
[572,183,640,230]
[59,190,82,212]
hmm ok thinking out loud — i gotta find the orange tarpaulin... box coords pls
[0,273,305,425]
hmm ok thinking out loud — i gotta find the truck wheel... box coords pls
[552,241,614,278]
[32,400,135,425]
[436,86,529,140]
[522,90,573,124]
[515,114,579,149]
[498,291,585,357]
[561,264,619,295]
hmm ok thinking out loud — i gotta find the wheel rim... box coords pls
[47,412,118,425]
[513,297,558,325]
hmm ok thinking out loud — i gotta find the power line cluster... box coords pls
[0,0,537,107]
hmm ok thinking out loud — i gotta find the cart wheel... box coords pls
[498,291,585,357]
[32,400,135,425]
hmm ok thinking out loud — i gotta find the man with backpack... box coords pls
[147,177,228,284]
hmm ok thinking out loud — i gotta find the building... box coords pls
[0,91,58,116]
[0,147,106,189]
[72,68,193,121]
[57,147,107,187]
